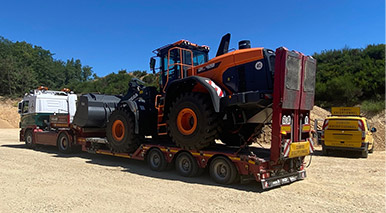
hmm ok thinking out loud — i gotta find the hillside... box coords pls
[0,97,19,128]
[313,44,385,109]
[0,36,93,97]
[1,35,384,115]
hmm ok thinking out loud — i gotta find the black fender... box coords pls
[119,100,140,134]
[165,76,225,112]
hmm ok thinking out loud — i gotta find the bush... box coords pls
[361,100,385,115]
[314,44,385,106]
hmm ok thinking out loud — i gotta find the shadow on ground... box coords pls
[312,149,364,159]
[2,143,271,193]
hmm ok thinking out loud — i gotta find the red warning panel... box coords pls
[273,48,303,110]
[300,56,317,110]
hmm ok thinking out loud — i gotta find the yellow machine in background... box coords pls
[321,107,377,158]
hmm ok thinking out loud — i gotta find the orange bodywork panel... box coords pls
[189,48,265,95]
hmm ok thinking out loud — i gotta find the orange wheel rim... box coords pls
[112,120,125,141]
[177,108,197,135]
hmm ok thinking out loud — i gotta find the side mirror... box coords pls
[371,127,377,133]
[150,58,156,74]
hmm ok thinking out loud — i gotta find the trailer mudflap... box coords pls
[261,170,306,189]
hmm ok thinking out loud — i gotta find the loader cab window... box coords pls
[192,50,208,66]
[162,49,180,84]
[161,48,186,86]
[160,47,208,88]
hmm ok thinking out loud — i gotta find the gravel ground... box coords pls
[0,129,384,212]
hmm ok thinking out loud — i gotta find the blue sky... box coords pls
[0,0,384,77]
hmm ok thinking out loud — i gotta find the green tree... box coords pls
[0,36,94,97]
[313,44,385,107]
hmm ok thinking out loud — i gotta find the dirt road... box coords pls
[0,129,384,212]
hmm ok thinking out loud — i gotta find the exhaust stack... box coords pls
[238,40,251,49]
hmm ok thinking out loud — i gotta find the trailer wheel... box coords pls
[147,148,168,172]
[57,133,72,154]
[175,152,203,177]
[209,156,238,184]
[24,130,34,149]
[106,108,141,153]
[167,93,219,150]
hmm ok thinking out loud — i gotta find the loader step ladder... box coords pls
[156,95,168,135]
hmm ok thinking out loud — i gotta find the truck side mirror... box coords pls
[150,58,156,74]
[371,127,377,133]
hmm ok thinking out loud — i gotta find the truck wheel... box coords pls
[361,150,368,158]
[57,133,72,154]
[209,156,238,184]
[369,143,374,153]
[175,152,203,177]
[24,130,35,149]
[322,147,329,156]
[167,93,219,150]
[147,148,168,172]
[106,108,141,153]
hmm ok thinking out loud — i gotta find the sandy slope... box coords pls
[0,97,19,128]
[0,129,385,212]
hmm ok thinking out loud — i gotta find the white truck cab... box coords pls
[18,87,77,129]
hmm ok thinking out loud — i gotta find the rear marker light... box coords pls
[304,116,309,125]
[282,116,286,125]
[358,120,365,140]
[282,115,291,125]
[322,120,329,130]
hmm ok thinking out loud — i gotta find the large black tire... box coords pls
[361,149,369,158]
[209,156,238,184]
[147,148,168,172]
[106,108,142,153]
[175,152,203,177]
[167,93,219,150]
[57,132,72,154]
[24,130,34,149]
[361,150,368,158]
[220,124,257,146]
[322,147,329,156]
[369,143,374,153]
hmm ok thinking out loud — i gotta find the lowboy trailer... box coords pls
[19,41,316,190]
[80,138,307,189]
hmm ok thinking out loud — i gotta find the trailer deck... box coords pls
[77,136,306,189]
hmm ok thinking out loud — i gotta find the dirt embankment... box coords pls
[367,110,385,150]
[0,97,20,128]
